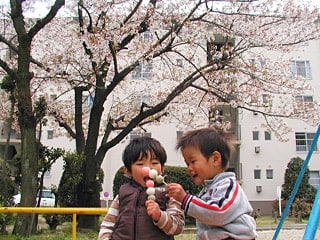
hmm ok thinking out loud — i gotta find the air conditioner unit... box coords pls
[256,186,262,193]
[255,146,260,153]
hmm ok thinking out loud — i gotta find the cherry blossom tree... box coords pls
[1,0,320,231]
[0,0,65,236]
[38,0,320,229]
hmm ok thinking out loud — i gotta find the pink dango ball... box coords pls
[141,166,150,177]
[145,179,154,188]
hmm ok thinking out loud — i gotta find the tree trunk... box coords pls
[5,0,65,236]
[12,127,38,236]
[75,86,105,230]
[12,54,38,237]
[77,156,101,230]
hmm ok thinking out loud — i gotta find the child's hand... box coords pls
[166,183,187,203]
[145,200,161,222]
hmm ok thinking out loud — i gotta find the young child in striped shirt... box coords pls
[167,128,257,240]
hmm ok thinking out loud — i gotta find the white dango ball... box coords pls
[155,175,165,184]
[148,194,156,201]
[146,187,155,195]
[149,169,158,179]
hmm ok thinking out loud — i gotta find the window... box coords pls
[129,132,152,140]
[295,95,313,107]
[176,131,183,139]
[49,94,57,101]
[82,95,94,112]
[207,34,235,63]
[264,131,271,140]
[132,60,153,79]
[133,94,150,108]
[252,131,259,140]
[176,59,183,67]
[144,132,151,138]
[209,108,224,124]
[44,170,51,178]
[295,132,318,152]
[254,169,261,179]
[266,169,273,179]
[262,94,270,104]
[250,95,258,104]
[247,58,267,68]
[47,130,53,139]
[310,171,320,189]
[139,31,153,42]
[290,60,311,79]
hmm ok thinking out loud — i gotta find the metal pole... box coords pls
[72,213,77,240]
[272,124,320,240]
[303,184,320,239]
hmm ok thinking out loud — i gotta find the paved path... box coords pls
[184,225,320,239]
[257,225,320,240]
[257,229,319,240]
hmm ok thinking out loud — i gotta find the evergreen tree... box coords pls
[282,156,316,203]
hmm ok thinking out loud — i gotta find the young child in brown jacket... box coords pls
[98,136,185,240]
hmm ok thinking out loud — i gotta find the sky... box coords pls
[0,0,319,18]
[0,0,71,18]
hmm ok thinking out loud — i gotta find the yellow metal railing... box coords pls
[0,207,108,240]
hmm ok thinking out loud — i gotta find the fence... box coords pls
[0,207,108,240]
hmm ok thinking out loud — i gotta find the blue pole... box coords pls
[303,184,320,240]
[272,125,320,240]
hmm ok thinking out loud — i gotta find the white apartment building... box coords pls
[0,25,319,215]
[44,38,320,215]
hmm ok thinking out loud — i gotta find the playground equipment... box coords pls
[0,207,107,240]
[272,125,320,240]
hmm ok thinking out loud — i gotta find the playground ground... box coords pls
[180,224,320,240]
[4,217,320,240]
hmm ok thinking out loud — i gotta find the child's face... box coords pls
[127,151,164,187]
[182,145,223,185]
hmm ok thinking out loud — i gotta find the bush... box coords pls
[279,156,316,220]
[291,198,312,222]
[282,157,316,204]
[0,158,18,234]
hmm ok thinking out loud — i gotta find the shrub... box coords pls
[291,198,312,222]
[282,157,316,204]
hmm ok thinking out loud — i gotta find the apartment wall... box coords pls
[1,27,319,215]
[239,39,320,214]
[25,37,320,213]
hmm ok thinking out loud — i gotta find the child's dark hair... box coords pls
[176,128,235,168]
[123,136,167,172]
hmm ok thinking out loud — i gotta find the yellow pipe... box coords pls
[0,207,108,239]
[0,207,107,215]
[72,213,76,240]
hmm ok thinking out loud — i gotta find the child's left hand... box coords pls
[145,200,161,222]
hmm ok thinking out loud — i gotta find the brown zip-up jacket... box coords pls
[98,181,185,240]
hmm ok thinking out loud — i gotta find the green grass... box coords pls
[1,228,98,240]
[0,216,307,239]
[256,215,307,225]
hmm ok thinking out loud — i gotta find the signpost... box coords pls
[104,191,110,208]
[276,186,282,216]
